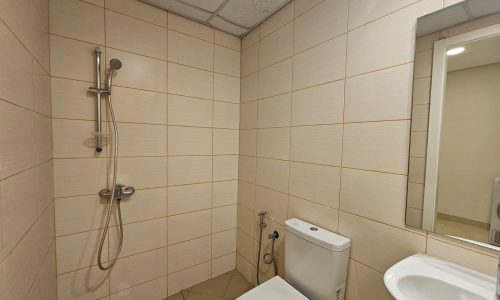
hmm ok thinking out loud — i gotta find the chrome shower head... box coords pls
[109,58,122,71]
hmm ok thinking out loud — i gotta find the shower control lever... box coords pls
[99,184,135,200]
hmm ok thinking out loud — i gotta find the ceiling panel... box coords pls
[141,0,291,37]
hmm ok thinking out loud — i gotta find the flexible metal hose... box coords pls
[256,224,264,285]
[97,92,123,270]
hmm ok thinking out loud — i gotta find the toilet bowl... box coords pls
[237,218,351,300]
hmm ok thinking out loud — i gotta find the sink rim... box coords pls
[384,253,496,300]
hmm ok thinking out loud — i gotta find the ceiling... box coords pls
[447,34,500,71]
[141,0,291,37]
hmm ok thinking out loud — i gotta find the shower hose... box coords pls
[256,225,278,285]
[97,93,124,270]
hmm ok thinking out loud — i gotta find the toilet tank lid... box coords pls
[285,218,351,251]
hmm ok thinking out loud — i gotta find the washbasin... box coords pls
[384,254,496,300]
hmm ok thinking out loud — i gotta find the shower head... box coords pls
[109,59,122,71]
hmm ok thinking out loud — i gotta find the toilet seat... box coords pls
[237,276,308,300]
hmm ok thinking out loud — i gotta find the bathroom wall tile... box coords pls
[410,131,427,158]
[51,78,97,121]
[39,244,57,300]
[55,195,106,236]
[118,187,167,224]
[338,212,426,272]
[345,259,392,300]
[213,129,239,155]
[167,261,211,296]
[411,104,429,132]
[213,229,236,258]
[112,87,167,124]
[240,101,258,129]
[294,0,348,53]
[288,196,339,233]
[258,59,292,99]
[167,210,211,245]
[259,2,293,38]
[214,102,240,129]
[241,73,258,103]
[241,43,259,77]
[214,73,240,103]
[414,49,433,79]
[212,252,236,276]
[53,158,107,197]
[348,0,419,29]
[238,156,256,183]
[239,129,257,157]
[412,77,431,105]
[215,45,240,77]
[215,29,240,51]
[107,48,167,93]
[241,27,259,50]
[56,230,107,274]
[110,276,167,300]
[237,205,255,238]
[168,126,212,156]
[342,121,410,174]
[106,10,167,60]
[168,30,214,70]
[168,12,214,42]
[292,81,344,126]
[212,205,237,232]
[294,0,324,16]
[290,125,343,166]
[340,168,407,227]
[408,157,425,184]
[258,94,291,128]
[109,218,167,258]
[237,230,254,263]
[110,248,167,293]
[167,183,211,216]
[117,123,167,157]
[407,183,424,209]
[293,36,347,90]
[168,156,212,186]
[213,155,238,181]
[238,181,255,211]
[258,23,293,69]
[344,64,413,122]
[289,162,341,208]
[33,61,51,116]
[406,207,422,228]
[346,0,442,76]
[167,236,211,273]
[117,157,167,189]
[213,180,238,207]
[105,0,167,27]
[236,254,254,284]
[50,0,104,44]
[57,266,109,300]
[256,158,289,193]
[168,63,213,99]
[257,128,290,160]
[34,114,53,163]
[168,95,213,127]
[52,119,102,158]
[0,21,34,110]
[255,187,288,225]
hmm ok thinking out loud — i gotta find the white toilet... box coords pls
[238,218,351,300]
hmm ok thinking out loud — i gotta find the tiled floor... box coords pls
[165,270,254,300]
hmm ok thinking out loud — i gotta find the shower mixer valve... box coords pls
[99,184,135,200]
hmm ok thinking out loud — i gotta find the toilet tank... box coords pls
[285,218,351,300]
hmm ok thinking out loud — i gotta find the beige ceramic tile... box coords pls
[258,23,293,69]
[168,30,214,71]
[259,2,294,38]
[52,119,102,158]
[118,187,168,224]
[294,0,348,53]
[167,236,211,273]
[237,205,255,238]
[288,196,339,232]
[237,229,254,263]
[117,123,167,157]
[110,276,167,300]
[214,129,239,155]
[255,186,288,224]
[406,207,422,228]
[56,230,106,274]
[407,182,424,209]
[414,49,433,79]
[412,77,431,105]
[212,252,236,276]
[256,158,289,193]
[106,10,167,60]
[293,36,347,90]
[168,156,212,186]
[51,78,97,120]
[240,102,258,129]
[410,131,427,158]
[408,157,426,184]
[50,0,104,44]
[258,94,291,128]
[238,156,256,183]
[241,43,259,77]
[57,266,109,299]
[116,157,167,189]
[257,128,290,160]
[346,259,392,300]
[168,12,214,42]
[342,121,410,174]
[411,104,429,132]
[214,101,240,129]
[213,229,237,258]
[213,155,239,181]
[241,27,259,50]
[241,73,258,103]
[344,63,413,122]
[340,168,407,227]
[168,95,213,127]
[34,114,53,163]
[214,73,240,103]
[53,158,107,197]
[168,63,213,99]
[107,48,167,93]
[215,29,240,51]
[167,261,211,296]
[290,124,343,166]
[167,210,211,245]
[238,181,255,211]
[292,81,344,126]
[236,254,253,284]
[215,45,240,77]
[239,129,257,157]
[167,183,211,216]
[258,59,292,99]
[112,86,167,124]
[213,180,238,207]
[168,126,212,156]
[33,60,51,116]
[294,0,324,16]
[105,0,167,27]
[348,0,420,29]
[289,162,340,208]
[212,205,237,232]
[55,195,106,236]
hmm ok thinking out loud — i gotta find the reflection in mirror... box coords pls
[406,0,500,249]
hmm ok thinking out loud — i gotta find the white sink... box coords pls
[384,254,497,300]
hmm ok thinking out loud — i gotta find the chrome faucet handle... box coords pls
[99,184,135,200]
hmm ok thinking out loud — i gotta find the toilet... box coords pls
[238,218,351,300]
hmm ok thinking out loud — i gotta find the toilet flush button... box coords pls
[310,227,318,231]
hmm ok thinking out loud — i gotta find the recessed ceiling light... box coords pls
[447,47,465,56]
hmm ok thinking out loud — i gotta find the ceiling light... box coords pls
[447,47,465,56]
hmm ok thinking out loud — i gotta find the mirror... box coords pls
[406,0,500,248]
